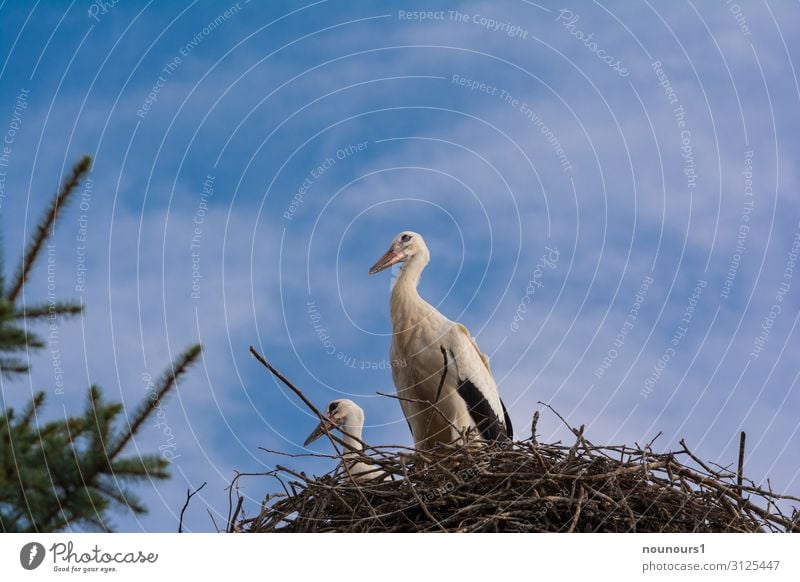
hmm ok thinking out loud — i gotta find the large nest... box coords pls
[238,349,798,533]
[236,420,799,533]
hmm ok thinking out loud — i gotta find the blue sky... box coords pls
[0,0,798,532]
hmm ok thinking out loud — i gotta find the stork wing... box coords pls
[456,323,492,372]
[447,324,512,440]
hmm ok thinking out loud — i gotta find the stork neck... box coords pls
[340,421,363,454]
[390,252,429,326]
[396,252,426,291]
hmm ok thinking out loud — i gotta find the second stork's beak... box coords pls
[304,415,335,446]
[369,247,404,275]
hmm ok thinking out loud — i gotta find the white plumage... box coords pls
[303,399,385,481]
[369,231,513,450]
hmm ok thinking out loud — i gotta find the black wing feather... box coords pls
[500,398,513,440]
[454,376,510,441]
[447,348,511,441]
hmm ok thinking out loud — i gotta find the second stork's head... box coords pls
[368,231,429,275]
[303,399,365,447]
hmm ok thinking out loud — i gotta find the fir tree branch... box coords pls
[0,326,43,350]
[93,481,146,514]
[107,344,202,461]
[13,301,83,320]
[19,392,45,427]
[14,346,200,532]
[109,456,169,480]
[0,358,29,376]
[7,155,92,302]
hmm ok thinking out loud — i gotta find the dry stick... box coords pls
[228,497,244,533]
[206,509,221,533]
[275,464,314,483]
[226,471,240,528]
[679,438,719,476]
[226,471,241,532]
[737,431,746,510]
[567,486,587,533]
[530,410,540,444]
[249,346,371,454]
[733,483,800,502]
[538,401,596,449]
[566,425,585,462]
[258,447,339,460]
[249,346,324,418]
[178,481,207,533]
[645,431,663,451]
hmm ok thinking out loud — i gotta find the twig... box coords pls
[248,346,368,452]
[178,482,207,533]
[249,346,324,419]
[567,486,587,533]
[530,410,540,444]
[228,497,244,533]
[566,425,585,462]
[679,439,718,476]
[206,509,221,533]
[737,431,746,510]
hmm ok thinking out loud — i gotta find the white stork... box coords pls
[369,231,513,450]
[304,399,385,481]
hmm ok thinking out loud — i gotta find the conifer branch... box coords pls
[0,358,29,376]
[20,392,45,426]
[7,155,91,302]
[12,301,83,320]
[107,344,202,460]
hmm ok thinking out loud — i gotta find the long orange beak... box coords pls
[369,247,404,275]
[303,416,335,446]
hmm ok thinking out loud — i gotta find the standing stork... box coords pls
[369,231,513,450]
[304,399,385,481]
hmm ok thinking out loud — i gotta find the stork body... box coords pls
[370,232,513,450]
[304,399,385,481]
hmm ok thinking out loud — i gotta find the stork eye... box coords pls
[328,402,339,413]
[400,234,412,243]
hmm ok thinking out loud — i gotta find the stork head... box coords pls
[368,231,428,275]
[303,399,364,446]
